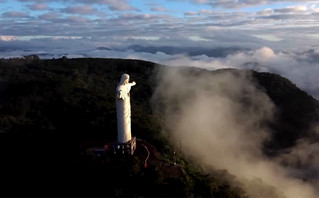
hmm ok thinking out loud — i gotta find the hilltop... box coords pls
[0,57,318,197]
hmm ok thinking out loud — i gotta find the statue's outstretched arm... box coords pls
[129,81,136,86]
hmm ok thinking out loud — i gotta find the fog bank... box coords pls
[152,67,318,198]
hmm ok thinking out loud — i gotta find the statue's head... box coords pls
[120,73,129,84]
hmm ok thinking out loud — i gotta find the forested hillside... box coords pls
[0,57,318,197]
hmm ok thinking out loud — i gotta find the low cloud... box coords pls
[274,5,308,13]
[150,6,169,12]
[277,138,319,181]
[192,0,315,9]
[62,5,98,15]
[2,11,29,18]
[93,0,138,11]
[152,67,318,198]
[0,35,17,41]
[38,12,62,21]
[27,3,49,11]
[0,37,318,100]
[17,0,137,11]
[155,46,319,100]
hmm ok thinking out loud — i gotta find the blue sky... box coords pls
[1,0,319,99]
[1,0,318,47]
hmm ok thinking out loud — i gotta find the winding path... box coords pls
[141,143,150,168]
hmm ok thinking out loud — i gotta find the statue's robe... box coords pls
[116,74,134,143]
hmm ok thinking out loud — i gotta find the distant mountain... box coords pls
[127,44,249,57]
[0,57,318,197]
[96,47,111,51]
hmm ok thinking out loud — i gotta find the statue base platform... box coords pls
[113,137,136,155]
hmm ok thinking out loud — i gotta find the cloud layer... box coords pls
[1,0,319,51]
[157,47,319,100]
[1,0,319,98]
[152,67,319,198]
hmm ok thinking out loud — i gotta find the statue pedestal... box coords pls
[113,137,136,155]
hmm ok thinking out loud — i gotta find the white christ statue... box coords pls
[116,73,136,143]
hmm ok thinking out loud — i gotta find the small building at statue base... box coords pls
[113,137,136,155]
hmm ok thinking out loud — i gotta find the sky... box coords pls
[1,0,319,98]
